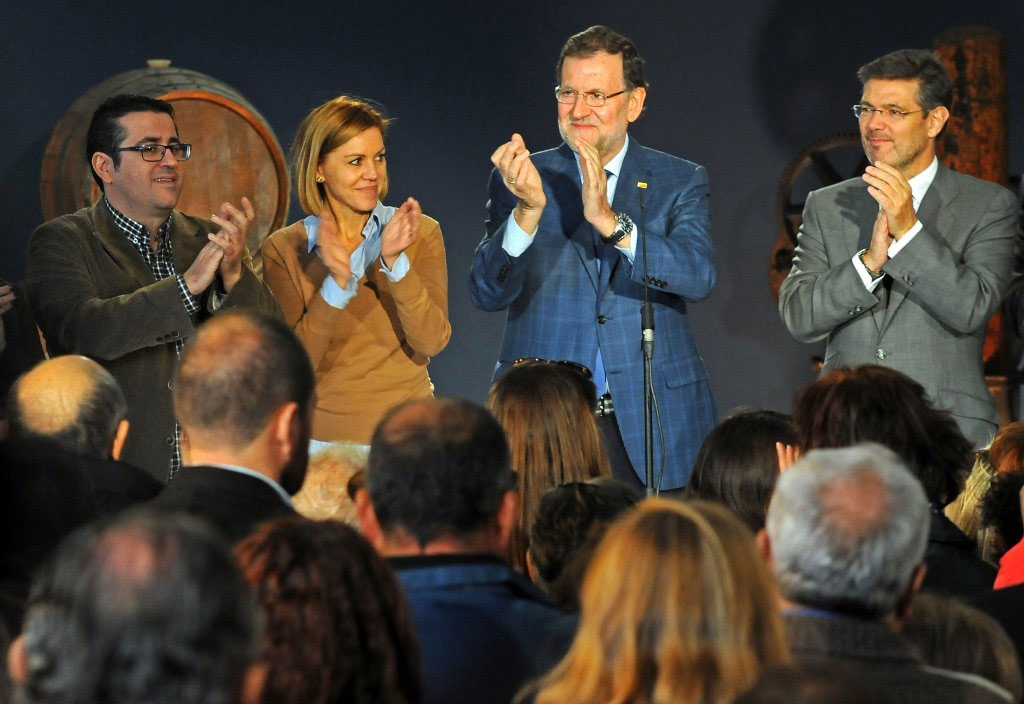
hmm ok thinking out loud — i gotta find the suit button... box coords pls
[167,380,174,391]
[165,435,175,446]
[876,348,887,360]
[855,306,863,313]
[597,315,607,324]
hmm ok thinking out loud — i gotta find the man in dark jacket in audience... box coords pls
[7,511,262,704]
[760,443,1010,704]
[6,355,162,512]
[150,311,312,543]
[357,397,577,704]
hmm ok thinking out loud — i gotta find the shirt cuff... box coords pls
[888,220,922,257]
[852,253,884,292]
[320,274,358,310]
[176,274,201,315]
[501,213,537,257]
[379,252,410,282]
[615,223,638,263]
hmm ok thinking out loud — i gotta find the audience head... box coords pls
[85,94,176,190]
[527,478,642,608]
[6,355,129,461]
[292,95,390,215]
[980,469,1024,559]
[291,443,367,526]
[534,499,789,704]
[487,360,610,570]
[173,311,315,494]
[361,398,517,554]
[688,408,795,531]
[765,443,929,618]
[988,421,1024,474]
[10,510,259,704]
[901,592,1023,702]
[793,365,972,506]
[235,517,420,704]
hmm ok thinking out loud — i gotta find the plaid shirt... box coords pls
[104,197,199,479]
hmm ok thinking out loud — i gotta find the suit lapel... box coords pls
[843,188,887,333]
[89,201,158,287]
[609,143,650,289]
[879,164,957,336]
[553,143,599,291]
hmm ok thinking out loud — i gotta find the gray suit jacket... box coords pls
[26,201,281,481]
[779,164,1019,447]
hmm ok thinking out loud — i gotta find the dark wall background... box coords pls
[2,0,1021,417]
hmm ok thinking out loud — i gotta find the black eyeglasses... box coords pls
[113,143,192,162]
[513,357,593,380]
[555,87,629,107]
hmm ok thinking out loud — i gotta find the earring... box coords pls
[316,175,325,183]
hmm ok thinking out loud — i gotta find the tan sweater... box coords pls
[262,214,450,442]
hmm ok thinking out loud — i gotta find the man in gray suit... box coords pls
[779,49,1019,448]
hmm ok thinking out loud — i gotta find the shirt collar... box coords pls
[189,462,293,507]
[304,201,389,254]
[104,196,172,242]
[907,157,939,210]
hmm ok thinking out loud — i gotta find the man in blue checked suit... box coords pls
[469,25,717,490]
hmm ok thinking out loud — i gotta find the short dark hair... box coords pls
[556,25,648,90]
[86,94,176,190]
[528,479,641,608]
[367,398,516,547]
[687,409,795,531]
[793,365,972,506]
[6,362,126,460]
[174,311,315,449]
[856,49,952,111]
[18,510,258,704]
[235,518,421,704]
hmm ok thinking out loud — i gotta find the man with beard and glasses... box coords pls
[779,49,1019,450]
[469,25,716,491]
[149,311,314,543]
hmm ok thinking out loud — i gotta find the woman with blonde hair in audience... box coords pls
[529,499,789,704]
[486,360,611,572]
[263,96,450,453]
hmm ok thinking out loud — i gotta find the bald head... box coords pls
[7,355,127,459]
[174,311,315,451]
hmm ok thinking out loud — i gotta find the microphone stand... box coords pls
[637,182,655,496]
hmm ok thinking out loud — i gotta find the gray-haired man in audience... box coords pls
[760,443,1011,704]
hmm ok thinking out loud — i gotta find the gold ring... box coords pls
[507,177,517,185]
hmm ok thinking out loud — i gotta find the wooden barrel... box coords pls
[40,60,288,271]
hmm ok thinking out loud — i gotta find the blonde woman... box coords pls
[529,499,789,704]
[263,97,450,450]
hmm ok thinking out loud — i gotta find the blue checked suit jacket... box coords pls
[469,140,717,489]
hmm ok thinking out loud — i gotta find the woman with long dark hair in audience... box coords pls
[235,517,421,704]
[263,96,450,453]
[686,408,797,531]
[487,360,611,572]
[528,499,789,704]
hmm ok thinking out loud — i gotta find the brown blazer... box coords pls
[262,214,450,443]
[26,201,281,481]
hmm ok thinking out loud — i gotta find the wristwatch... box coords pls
[857,248,884,280]
[601,212,633,245]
